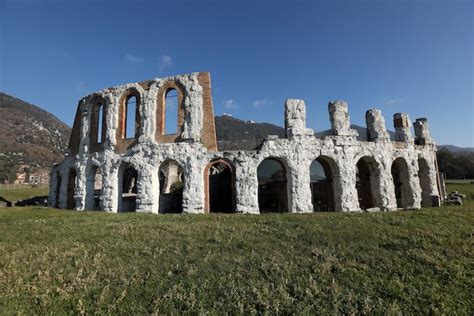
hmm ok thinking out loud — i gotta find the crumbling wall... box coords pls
[51,72,439,214]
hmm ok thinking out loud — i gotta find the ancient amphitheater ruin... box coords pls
[49,72,442,214]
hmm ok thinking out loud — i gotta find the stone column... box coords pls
[101,157,119,213]
[408,158,422,209]
[337,154,361,212]
[182,156,205,214]
[136,164,159,214]
[379,158,398,211]
[74,164,87,211]
[180,73,204,142]
[366,109,390,142]
[328,101,358,137]
[393,113,414,143]
[234,156,259,214]
[288,156,313,213]
[414,118,432,145]
[78,100,91,154]
[284,99,313,138]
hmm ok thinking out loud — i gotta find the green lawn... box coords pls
[1,205,472,314]
[0,185,49,201]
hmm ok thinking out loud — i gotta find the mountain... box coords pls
[438,145,474,153]
[0,93,71,182]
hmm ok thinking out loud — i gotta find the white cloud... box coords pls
[49,49,71,58]
[252,98,272,108]
[158,55,173,71]
[223,99,237,109]
[385,98,404,106]
[124,53,144,64]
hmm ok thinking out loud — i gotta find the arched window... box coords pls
[90,98,105,145]
[158,160,184,213]
[124,95,137,139]
[310,157,336,212]
[257,158,288,213]
[164,88,179,135]
[391,157,415,209]
[206,159,235,213]
[356,156,383,210]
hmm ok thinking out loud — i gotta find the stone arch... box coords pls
[356,156,383,210]
[117,88,141,141]
[66,168,77,210]
[310,156,338,211]
[117,162,138,212]
[85,164,103,210]
[391,157,415,208]
[418,157,433,207]
[156,81,185,143]
[89,96,106,148]
[204,158,235,213]
[158,159,184,213]
[257,157,289,213]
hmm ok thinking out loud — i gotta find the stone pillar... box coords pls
[284,99,313,138]
[288,156,313,213]
[413,118,432,145]
[180,73,204,142]
[74,164,87,211]
[337,155,361,212]
[328,101,358,137]
[102,158,119,213]
[379,158,398,211]
[182,156,205,214]
[393,113,414,143]
[136,165,159,214]
[78,100,91,154]
[234,159,259,214]
[366,109,390,142]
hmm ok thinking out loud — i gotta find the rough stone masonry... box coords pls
[49,72,442,214]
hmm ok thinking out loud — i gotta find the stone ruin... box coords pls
[49,72,443,214]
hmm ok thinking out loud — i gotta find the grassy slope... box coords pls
[0,186,49,201]
[0,205,472,314]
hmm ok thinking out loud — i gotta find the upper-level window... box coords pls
[164,88,178,135]
[124,95,137,139]
[90,99,105,145]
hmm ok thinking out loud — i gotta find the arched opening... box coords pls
[66,168,77,209]
[90,98,105,145]
[164,88,179,135]
[310,157,336,212]
[356,156,382,210]
[125,95,137,139]
[391,157,414,209]
[158,160,183,213]
[86,166,102,210]
[257,158,289,213]
[118,164,138,212]
[418,158,433,207]
[206,159,235,213]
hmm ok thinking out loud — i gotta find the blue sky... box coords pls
[0,0,472,146]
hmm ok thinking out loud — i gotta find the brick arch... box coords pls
[355,156,384,210]
[116,88,142,152]
[310,155,339,212]
[158,159,184,214]
[156,81,186,143]
[391,157,415,208]
[204,158,236,213]
[85,163,103,210]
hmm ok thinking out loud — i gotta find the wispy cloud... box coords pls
[124,53,144,64]
[385,97,405,106]
[49,49,71,58]
[158,55,173,71]
[223,99,237,110]
[75,82,88,93]
[252,98,272,108]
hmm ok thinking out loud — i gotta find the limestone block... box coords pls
[366,109,390,142]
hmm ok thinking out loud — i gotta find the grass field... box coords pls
[1,201,473,314]
[0,185,48,201]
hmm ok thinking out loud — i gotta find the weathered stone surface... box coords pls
[414,118,432,145]
[50,72,441,214]
[366,109,390,142]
